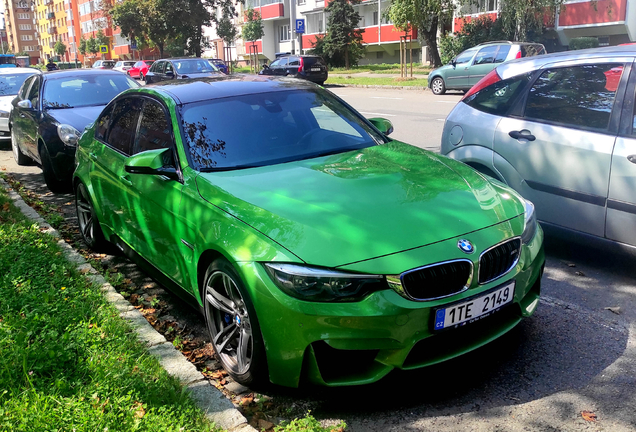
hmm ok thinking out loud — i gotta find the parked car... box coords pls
[259,55,328,85]
[113,60,136,73]
[144,58,222,84]
[127,60,155,80]
[208,58,228,74]
[92,60,116,69]
[73,75,544,388]
[11,69,139,192]
[428,41,546,95]
[0,67,40,146]
[441,44,636,248]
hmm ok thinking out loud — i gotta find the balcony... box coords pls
[47,12,55,19]
[49,41,54,48]
[48,26,57,34]
[45,0,53,5]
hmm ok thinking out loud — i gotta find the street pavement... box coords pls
[2,86,636,431]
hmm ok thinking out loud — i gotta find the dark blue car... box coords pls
[209,59,228,74]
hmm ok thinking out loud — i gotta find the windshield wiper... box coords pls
[199,163,264,172]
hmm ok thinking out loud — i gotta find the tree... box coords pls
[387,0,455,67]
[499,0,565,42]
[87,36,99,55]
[322,0,363,69]
[242,8,264,72]
[54,40,67,59]
[78,36,88,56]
[216,11,238,53]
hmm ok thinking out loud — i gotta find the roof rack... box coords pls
[475,40,513,46]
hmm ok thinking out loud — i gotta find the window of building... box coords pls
[279,24,290,42]
[373,11,378,25]
[17,13,30,19]
[18,24,31,30]
[306,13,324,34]
[297,0,306,4]
[20,35,33,41]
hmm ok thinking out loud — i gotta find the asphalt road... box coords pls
[2,87,636,431]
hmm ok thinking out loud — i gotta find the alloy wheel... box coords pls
[76,183,96,245]
[204,270,253,375]
[432,77,445,95]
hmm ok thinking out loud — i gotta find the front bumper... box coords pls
[239,220,545,387]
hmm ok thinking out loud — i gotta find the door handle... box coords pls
[509,130,536,141]
[119,175,133,186]
[627,155,636,164]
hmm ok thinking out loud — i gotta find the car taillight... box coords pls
[461,69,501,100]
[515,50,522,59]
[299,56,304,71]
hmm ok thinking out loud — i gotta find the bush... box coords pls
[569,37,599,50]
[438,34,464,65]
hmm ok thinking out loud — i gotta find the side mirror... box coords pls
[451,60,457,67]
[17,100,33,109]
[124,148,179,181]
[262,64,269,69]
[368,117,394,136]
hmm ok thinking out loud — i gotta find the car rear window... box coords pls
[180,89,384,170]
[520,44,545,57]
[304,57,325,67]
[464,73,533,116]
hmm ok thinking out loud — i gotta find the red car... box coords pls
[127,60,155,80]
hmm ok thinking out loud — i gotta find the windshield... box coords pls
[0,73,34,96]
[173,59,219,74]
[43,74,138,109]
[180,89,385,171]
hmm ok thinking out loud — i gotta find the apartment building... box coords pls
[3,0,38,57]
[453,0,635,46]
[33,0,71,60]
[232,0,420,65]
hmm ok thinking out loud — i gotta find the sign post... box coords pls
[295,19,305,53]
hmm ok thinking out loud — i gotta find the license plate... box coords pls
[311,67,321,72]
[433,281,515,331]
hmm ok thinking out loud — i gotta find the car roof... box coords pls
[496,44,636,80]
[0,67,40,74]
[137,74,317,104]
[42,69,128,79]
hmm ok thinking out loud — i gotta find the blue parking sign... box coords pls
[295,19,305,34]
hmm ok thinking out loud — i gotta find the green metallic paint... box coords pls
[73,85,545,388]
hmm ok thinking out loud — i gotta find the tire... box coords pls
[75,182,107,250]
[431,77,446,95]
[203,258,267,386]
[40,144,68,193]
[140,72,145,82]
[11,126,31,166]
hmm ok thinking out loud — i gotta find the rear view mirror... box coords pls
[17,100,33,109]
[262,64,269,69]
[124,148,179,181]
[368,117,394,136]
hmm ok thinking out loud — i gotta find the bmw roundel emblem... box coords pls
[457,239,475,254]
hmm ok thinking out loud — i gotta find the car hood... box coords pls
[45,105,105,132]
[0,95,15,113]
[196,141,524,268]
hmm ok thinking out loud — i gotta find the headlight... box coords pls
[57,124,81,147]
[521,199,537,244]
[0,110,9,118]
[264,263,387,302]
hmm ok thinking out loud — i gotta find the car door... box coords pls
[146,61,163,83]
[11,74,35,154]
[446,49,476,90]
[124,97,186,283]
[276,57,289,76]
[90,97,143,241]
[493,60,629,237]
[287,56,300,75]
[164,61,175,80]
[606,61,636,246]
[468,45,500,86]
[262,59,280,76]
[21,75,41,160]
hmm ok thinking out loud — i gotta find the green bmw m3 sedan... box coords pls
[73,75,545,388]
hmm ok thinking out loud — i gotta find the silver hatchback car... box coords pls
[441,45,636,248]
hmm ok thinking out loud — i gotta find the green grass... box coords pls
[329,63,432,74]
[0,186,220,432]
[326,76,427,87]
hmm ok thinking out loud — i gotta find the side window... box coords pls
[105,98,143,155]
[455,50,475,64]
[524,64,625,131]
[473,46,498,65]
[134,61,142,68]
[27,77,40,107]
[279,58,289,67]
[165,62,173,73]
[95,103,115,141]
[19,75,34,100]
[288,57,300,66]
[133,100,173,154]
[270,59,281,68]
[494,46,511,63]
[152,62,164,73]
[464,73,533,116]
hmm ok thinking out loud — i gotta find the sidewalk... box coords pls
[329,71,429,79]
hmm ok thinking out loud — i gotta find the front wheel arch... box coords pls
[465,162,504,182]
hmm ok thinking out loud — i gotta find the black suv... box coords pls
[259,55,328,85]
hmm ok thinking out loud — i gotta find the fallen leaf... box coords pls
[258,419,275,430]
[604,306,621,315]
[581,411,597,422]
[133,402,146,418]
[241,396,254,405]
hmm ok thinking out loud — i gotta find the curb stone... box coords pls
[0,177,256,432]
[325,83,428,90]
